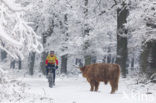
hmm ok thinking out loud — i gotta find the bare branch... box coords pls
[111,0,118,8]
[99,10,106,16]
[98,0,118,16]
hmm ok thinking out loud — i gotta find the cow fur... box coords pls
[79,63,120,94]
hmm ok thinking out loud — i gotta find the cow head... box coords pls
[80,66,88,77]
[80,66,86,72]
[73,64,88,77]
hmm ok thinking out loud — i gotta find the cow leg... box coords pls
[114,81,118,91]
[89,80,96,91]
[110,80,115,94]
[104,80,108,85]
[89,82,94,91]
[87,79,94,91]
[95,81,99,91]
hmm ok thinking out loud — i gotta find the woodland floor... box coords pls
[12,73,156,103]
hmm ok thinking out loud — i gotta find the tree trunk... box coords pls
[140,40,156,76]
[85,55,96,65]
[116,3,129,78]
[75,58,83,67]
[84,55,91,65]
[18,58,22,70]
[60,14,69,74]
[61,54,68,74]
[131,57,135,68]
[0,42,7,61]
[40,51,48,74]
[10,60,15,69]
[29,52,36,75]
[1,50,7,61]
[28,26,38,75]
[83,0,96,65]
[91,56,96,64]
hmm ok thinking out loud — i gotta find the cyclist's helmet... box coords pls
[50,51,54,54]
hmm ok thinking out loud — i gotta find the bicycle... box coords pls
[47,66,55,88]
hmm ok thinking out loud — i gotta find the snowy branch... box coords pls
[0,0,43,59]
[1,0,27,12]
[111,0,118,8]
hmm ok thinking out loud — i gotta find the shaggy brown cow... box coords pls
[79,63,120,94]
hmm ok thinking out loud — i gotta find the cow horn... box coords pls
[73,65,80,69]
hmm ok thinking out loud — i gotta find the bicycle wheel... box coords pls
[48,72,53,88]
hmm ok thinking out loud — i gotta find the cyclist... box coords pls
[45,51,58,85]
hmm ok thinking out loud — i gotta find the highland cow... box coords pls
[79,63,120,94]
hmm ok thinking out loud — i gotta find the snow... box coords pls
[0,65,156,103]
[6,74,155,103]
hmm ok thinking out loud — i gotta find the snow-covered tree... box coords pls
[0,0,43,60]
[126,0,156,76]
[0,1,44,102]
[22,0,119,74]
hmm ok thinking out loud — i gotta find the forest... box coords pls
[0,0,156,103]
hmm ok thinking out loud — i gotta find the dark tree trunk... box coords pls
[1,50,7,61]
[85,55,96,65]
[131,57,135,68]
[91,56,96,64]
[18,58,22,70]
[10,60,15,69]
[75,58,83,67]
[107,47,111,63]
[116,3,129,78]
[28,26,38,75]
[103,56,107,63]
[85,55,92,65]
[40,32,48,74]
[60,14,69,74]
[107,55,111,63]
[140,40,156,76]
[29,52,36,75]
[0,42,7,61]
[61,54,68,74]
[40,51,48,75]
[83,0,96,65]
[140,20,156,77]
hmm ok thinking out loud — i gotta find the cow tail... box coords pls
[114,64,120,91]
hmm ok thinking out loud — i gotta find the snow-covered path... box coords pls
[19,76,156,103]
